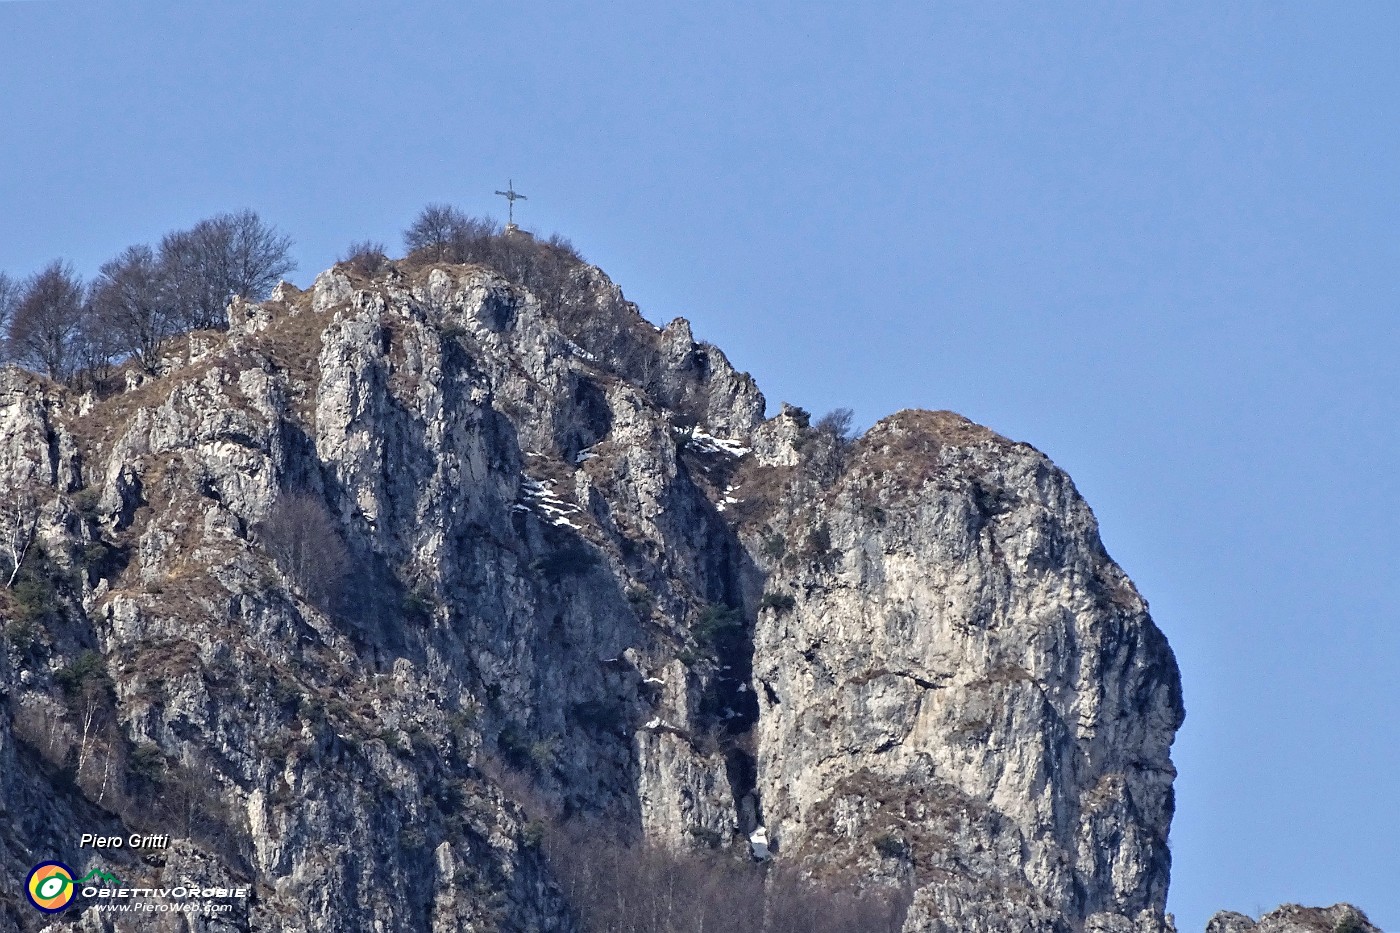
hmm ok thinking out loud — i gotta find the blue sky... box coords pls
[2,3,1397,929]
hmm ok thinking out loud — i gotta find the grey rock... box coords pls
[0,255,1351,932]
[746,410,1181,932]
[1206,903,1379,933]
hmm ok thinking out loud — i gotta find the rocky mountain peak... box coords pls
[0,252,1345,931]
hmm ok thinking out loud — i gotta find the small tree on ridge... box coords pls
[8,261,86,381]
[160,210,295,330]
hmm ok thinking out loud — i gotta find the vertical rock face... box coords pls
[746,410,1183,932]
[0,257,1185,932]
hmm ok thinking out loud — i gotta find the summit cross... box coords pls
[494,180,527,227]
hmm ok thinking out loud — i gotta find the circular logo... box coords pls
[26,862,76,913]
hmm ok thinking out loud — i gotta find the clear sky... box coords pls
[2,3,1396,929]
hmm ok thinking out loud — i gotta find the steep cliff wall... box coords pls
[0,256,1185,932]
[744,410,1181,932]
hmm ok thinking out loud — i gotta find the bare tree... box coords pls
[257,492,351,610]
[404,203,467,260]
[74,294,129,387]
[545,828,910,933]
[146,753,238,854]
[0,272,20,361]
[7,261,86,381]
[402,205,590,320]
[403,204,495,262]
[339,240,391,278]
[160,210,295,330]
[0,478,39,588]
[219,209,296,297]
[73,679,104,784]
[797,408,859,488]
[90,244,180,372]
[814,408,855,444]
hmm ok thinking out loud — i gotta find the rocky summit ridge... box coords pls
[0,253,1372,931]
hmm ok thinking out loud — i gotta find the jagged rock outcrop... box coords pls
[745,410,1183,932]
[1206,904,1379,933]
[0,253,1189,932]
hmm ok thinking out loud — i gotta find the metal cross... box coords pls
[494,180,527,226]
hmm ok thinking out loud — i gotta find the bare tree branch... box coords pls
[403,204,496,262]
[339,240,391,278]
[257,492,351,611]
[7,261,86,381]
[545,828,911,933]
[0,272,20,362]
[91,244,181,373]
[0,478,39,588]
[160,210,295,330]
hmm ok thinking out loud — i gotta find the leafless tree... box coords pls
[75,296,129,387]
[7,261,86,381]
[797,408,859,488]
[545,828,910,933]
[160,210,295,330]
[0,272,20,361]
[763,864,910,933]
[403,204,496,261]
[90,244,180,372]
[814,408,855,444]
[339,240,391,278]
[403,205,590,320]
[146,753,239,855]
[74,678,106,786]
[257,492,351,610]
[0,478,39,588]
[404,203,466,260]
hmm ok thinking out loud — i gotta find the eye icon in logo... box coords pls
[26,862,76,912]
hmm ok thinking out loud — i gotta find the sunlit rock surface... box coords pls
[0,257,1194,931]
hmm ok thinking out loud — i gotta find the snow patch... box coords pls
[564,339,598,362]
[518,473,585,529]
[689,431,751,458]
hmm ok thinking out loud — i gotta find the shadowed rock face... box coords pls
[0,258,1187,931]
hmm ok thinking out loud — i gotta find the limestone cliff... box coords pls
[0,255,1187,932]
[746,409,1181,932]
